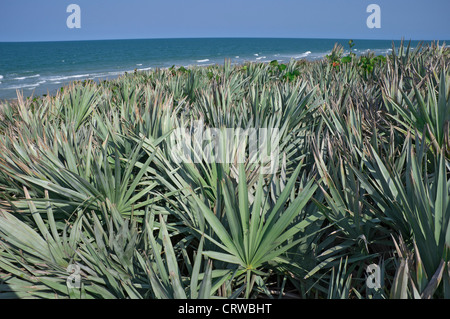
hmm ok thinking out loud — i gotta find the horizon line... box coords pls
[1,36,449,44]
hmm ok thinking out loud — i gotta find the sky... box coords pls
[0,0,449,42]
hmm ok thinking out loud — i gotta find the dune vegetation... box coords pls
[0,41,449,299]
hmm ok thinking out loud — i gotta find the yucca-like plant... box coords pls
[326,257,353,299]
[187,161,323,298]
[383,68,450,154]
[390,235,449,299]
[0,127,166,219]
[355,135,450,298]
[0,196,217,299]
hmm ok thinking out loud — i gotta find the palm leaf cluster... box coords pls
[0,41,449,299]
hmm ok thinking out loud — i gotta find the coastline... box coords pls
[1,58,301,103]
[1,37,435,101]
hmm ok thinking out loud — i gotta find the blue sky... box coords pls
[0,0,449,42]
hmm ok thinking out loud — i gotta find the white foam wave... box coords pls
[5,80,46,90]
[14,74,40,80]
[138,67,152,71]
[136,63,143,66]
[8,82,41,90]
[294,51,312,59]
[196,59,210,63]
[256,56,267,60]
[0,75,3,80]
[46,74,90,82]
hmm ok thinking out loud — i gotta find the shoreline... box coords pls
[2,37,427,101]
[0,57,311,103]
[1,40,447,103]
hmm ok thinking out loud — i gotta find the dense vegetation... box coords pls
[0,41,449,299]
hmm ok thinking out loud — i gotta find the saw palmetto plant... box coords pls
[0,41,449,299]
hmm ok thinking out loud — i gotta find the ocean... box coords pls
[0,38,440,100]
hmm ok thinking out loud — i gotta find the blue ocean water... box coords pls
[0,38,440,100]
